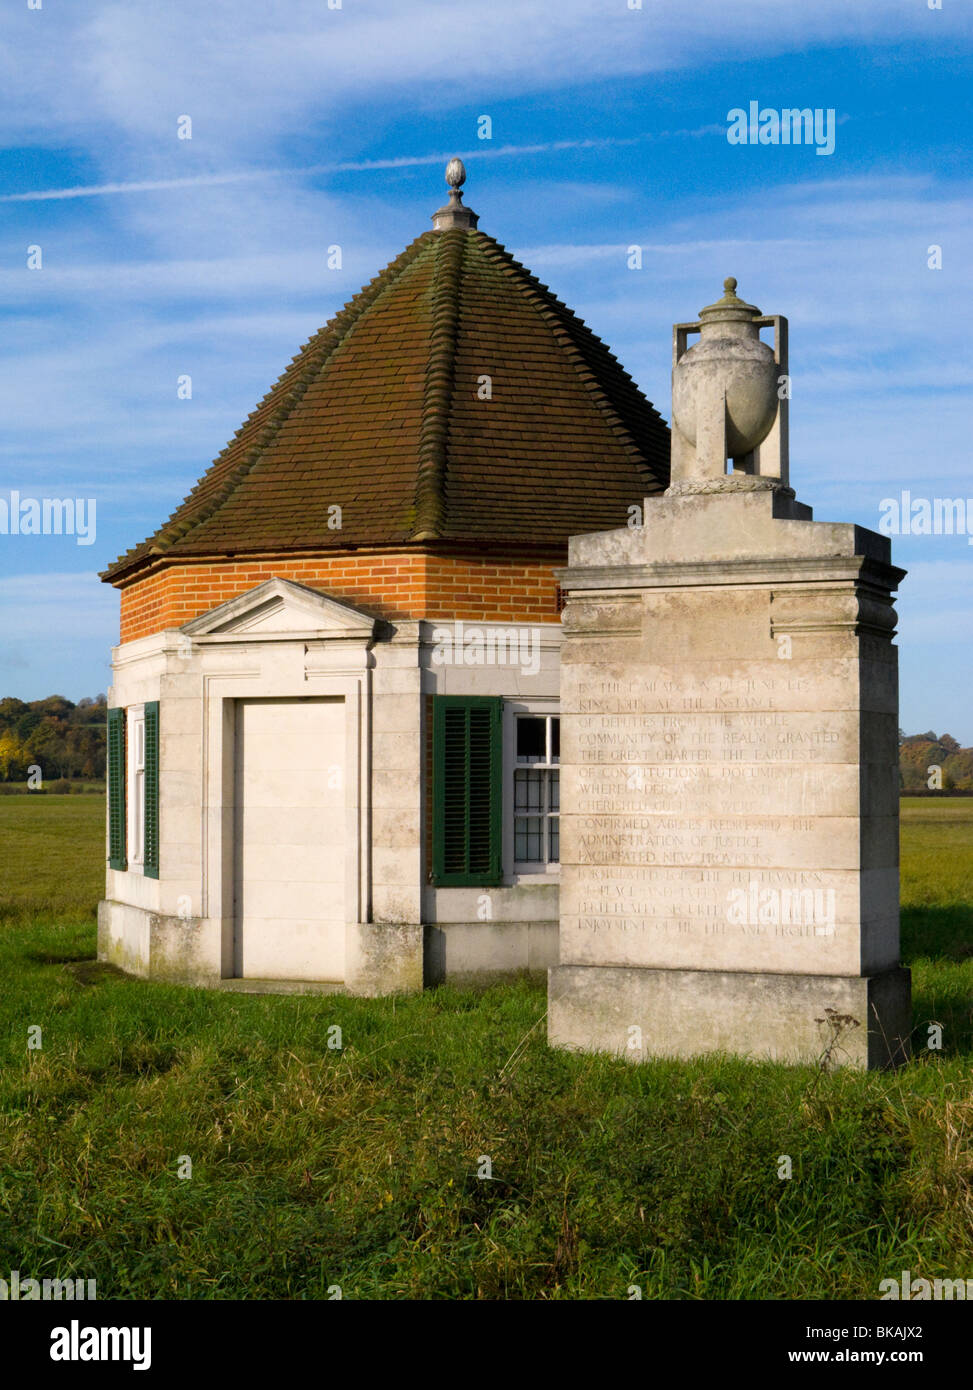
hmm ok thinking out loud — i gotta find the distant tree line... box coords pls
[0,696,971,793]
[0,694,107,783]
[899,730,973,792]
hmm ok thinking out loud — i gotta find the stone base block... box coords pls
[217,977,346,996]
[345,922,423,996]
[99,901,424,996]
[423,921,558,987]
[548,964,912,1069]
[98,899,221,985]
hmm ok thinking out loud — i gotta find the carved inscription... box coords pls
[563,671,860,952]
[573,672,814,714]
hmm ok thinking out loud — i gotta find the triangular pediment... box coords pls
[181,578,378,639]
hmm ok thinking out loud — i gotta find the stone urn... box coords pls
[671,277,780,459]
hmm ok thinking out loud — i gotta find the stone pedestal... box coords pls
[549,483,911,1068]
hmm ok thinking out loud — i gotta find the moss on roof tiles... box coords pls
[102,226,669,584]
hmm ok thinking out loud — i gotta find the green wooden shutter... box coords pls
[107,707,127,871]
[432,696,502,886]
[144,701,160,879]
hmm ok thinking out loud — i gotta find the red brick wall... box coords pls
[116,549,564,644]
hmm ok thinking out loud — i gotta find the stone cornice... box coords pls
[554,554,907,593]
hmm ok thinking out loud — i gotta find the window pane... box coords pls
[516,717,546,762]
[514,815,543,862]
[515,767,545,812]
[530,770,544,811]
[511,718,561,868]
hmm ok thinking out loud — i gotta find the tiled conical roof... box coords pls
[102,193,669,584]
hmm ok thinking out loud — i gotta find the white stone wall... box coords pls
[418,619,561,982]
[98,582,564,992]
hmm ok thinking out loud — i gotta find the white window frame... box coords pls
[127,704,146,871]
[503,699,560,881]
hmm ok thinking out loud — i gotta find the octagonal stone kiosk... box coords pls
[97,162,674,999]
[547,280,912,1069]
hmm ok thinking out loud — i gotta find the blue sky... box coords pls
[0,0,971,738]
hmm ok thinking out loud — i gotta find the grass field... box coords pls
[0,795,970,1299]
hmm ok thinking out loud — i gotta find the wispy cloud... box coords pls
[0,134,722,203]
[0,171,278,204]
[6,1,964,164]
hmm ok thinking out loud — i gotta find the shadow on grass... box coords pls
[910,982,972,1054]
[903,906,973,1056]
[23,949,94,965]
[901,904,973,964]
[21,949,126,988]
[64,960,127,987]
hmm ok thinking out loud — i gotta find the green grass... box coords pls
[0,795,970,1299]
[0,794,105,917]
[899,797,973,1065]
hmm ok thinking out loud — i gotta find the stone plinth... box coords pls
[548,484,911,1068]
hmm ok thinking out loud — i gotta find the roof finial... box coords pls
[698,275,760,319]
[432,157,478,232]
